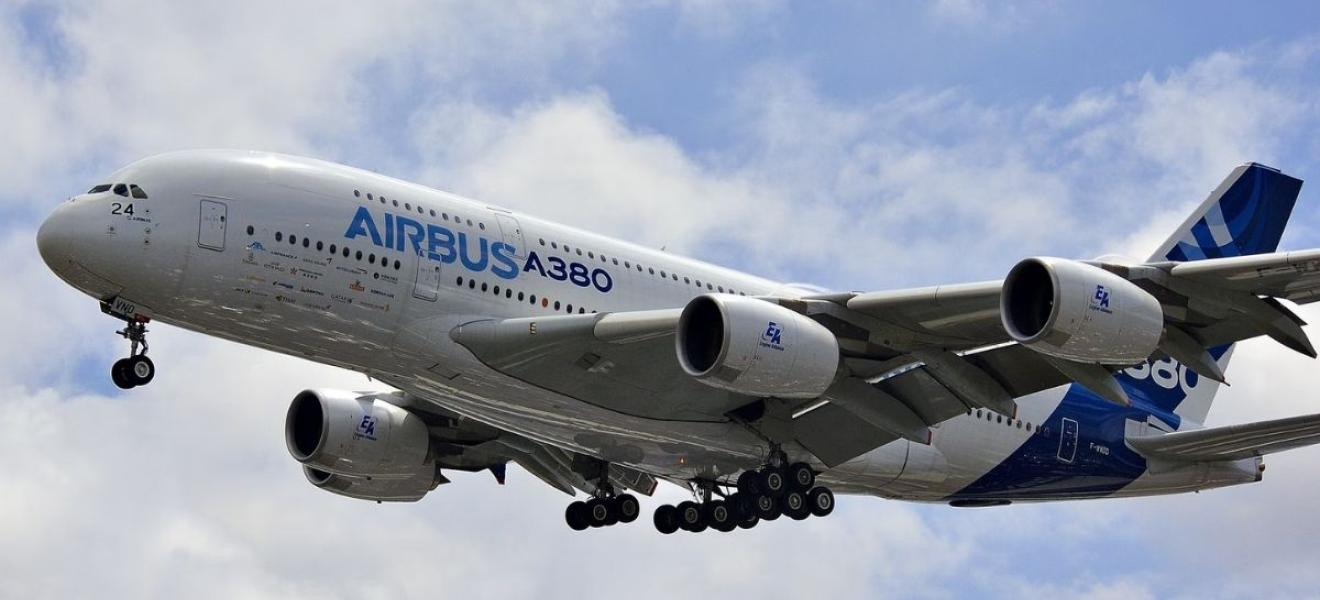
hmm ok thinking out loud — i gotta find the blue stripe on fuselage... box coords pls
[948,383,1173,501]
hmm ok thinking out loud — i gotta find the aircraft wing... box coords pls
[1128,413,1320,462]
[449,244,1319,468]
[1165,248,1320,305]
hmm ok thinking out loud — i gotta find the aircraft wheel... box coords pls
[786,462,815,491]
[615,494,640,523]
[565,501,589,531]
[736,470,761,495]
[111,359,135,389]
[758,467,786,497]
[808,486,835,517]
[706,500,735,532]
[654,505,680,534]
[737,511,760,529]
[783,490,810,521]
[754,493,780,521]
[127,355,155,386]
[677,501,706,532]
[586,498,613,528]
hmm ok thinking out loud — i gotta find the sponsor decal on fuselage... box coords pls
[344,207,614,293]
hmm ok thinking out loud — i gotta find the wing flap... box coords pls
[1128,413,1320,461]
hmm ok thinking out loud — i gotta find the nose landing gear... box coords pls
[106,302,154,389]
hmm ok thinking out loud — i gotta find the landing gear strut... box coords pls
[652,449,836,534]
[105,301,154,389]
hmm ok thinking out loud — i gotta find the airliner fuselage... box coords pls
[40,151,1294,533]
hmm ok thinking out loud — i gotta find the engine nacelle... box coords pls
[1001,257,1164,364]
[285,389,432,479]
[303,466,441,503]
[676,294,840,398]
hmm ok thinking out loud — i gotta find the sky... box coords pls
[3,1,1320,598]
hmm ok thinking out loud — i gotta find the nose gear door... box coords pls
[198,199,227,251]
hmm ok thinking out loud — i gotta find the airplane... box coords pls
[35,150,1320,534]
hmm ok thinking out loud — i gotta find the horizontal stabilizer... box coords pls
[1129,413,1320,462]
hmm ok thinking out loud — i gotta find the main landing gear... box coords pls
[652,459,836,535]
[106,302,155,390]
[564,487,641,531]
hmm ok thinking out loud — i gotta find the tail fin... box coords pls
[1150,163,1302,262]
[1121,163,1304,426]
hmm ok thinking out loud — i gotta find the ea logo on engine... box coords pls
[1091,285,1113,314]
[760,321,785,351]
[355,414,378,441]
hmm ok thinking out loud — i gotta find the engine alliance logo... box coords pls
[355,414,378,441]
[1091,285,1113,314]
[760,321,785,351]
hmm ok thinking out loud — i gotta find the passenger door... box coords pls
[413,251,441,301]
[1057,417,1079,464]
[198,199,227,251]
[494,213,526,258]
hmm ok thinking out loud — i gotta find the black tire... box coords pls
[759,467,787,497]
[737,512,760,530]
[728,492,754,521]
[111,359,135,390]
[677,501,705,532]
[586,498,613,528]
[653,505,680,534]
[736,470,760,495]
[615,494,640,523]
[783,490,810,521]
[808,486,835,517]
[706,500,735,532]
[128,355,155,386]
[565,501,589,531]
[754,493,780,521]
[786,462,815,491]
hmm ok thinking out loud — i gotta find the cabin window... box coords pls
[275,232,283,242]
[246,226,255,235]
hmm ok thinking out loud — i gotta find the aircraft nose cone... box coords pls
[36,202,74,271]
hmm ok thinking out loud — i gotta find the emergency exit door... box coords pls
[198,199,227,251]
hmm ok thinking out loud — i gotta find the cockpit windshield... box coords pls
[88,183,148,198]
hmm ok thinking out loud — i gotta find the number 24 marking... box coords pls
[111,202,135,216]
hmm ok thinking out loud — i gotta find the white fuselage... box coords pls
[36,151,1258,503]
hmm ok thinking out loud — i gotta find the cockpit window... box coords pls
[129,184,148,199]
[112,184,129,197]
[87,184,112,194]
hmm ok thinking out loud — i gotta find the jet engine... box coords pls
[676,294,840,398]
[285,389,432,479]
[1000,257,1164,364]
[302,466,444,503]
